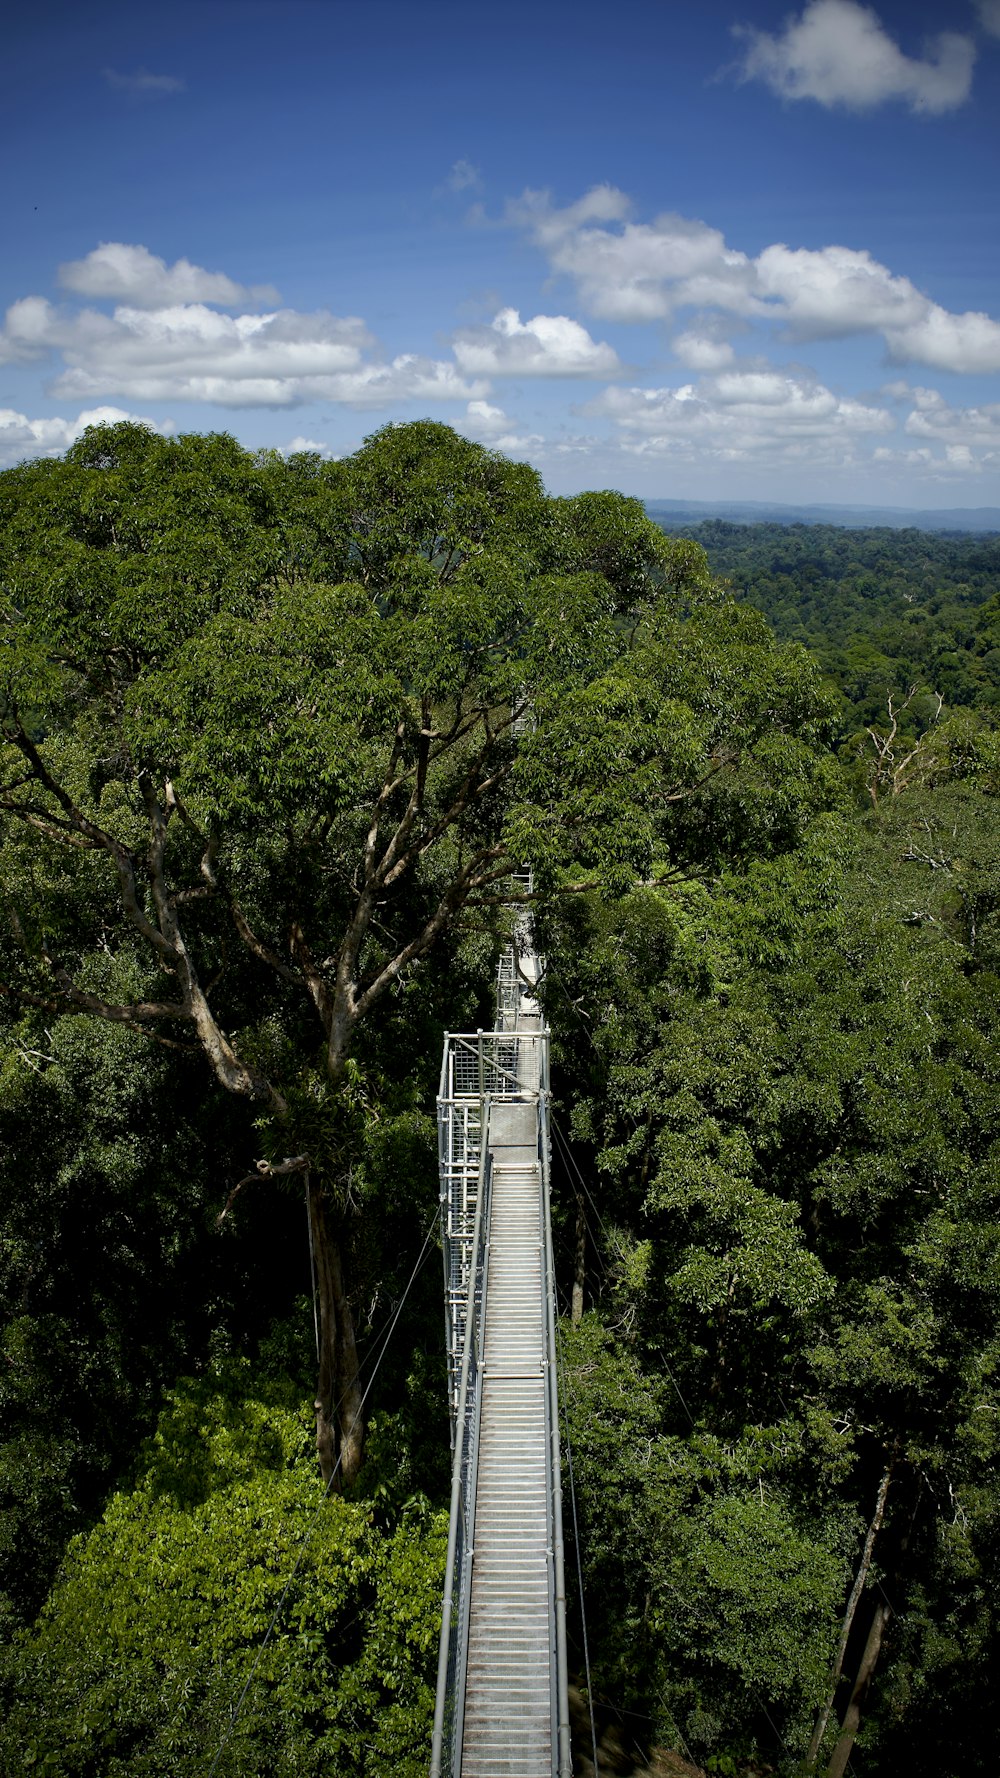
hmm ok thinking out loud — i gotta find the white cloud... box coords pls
[447,158,483,193]
[590,371,1000,480]
[58,243,278,309]
[672,332,736,370]
[0,405,175,468]
[452,307,620,376]
[736,0,975,114]
[460,399,544,453]
[886,304,1000,374]
[284,436,338,457]
[0,240,496,411]
[590,369,893,466]
[872,439,994,477]
[462,399,512,437]
[509,187,757,322]
[757,243,1000,370]
[41,302,373,404]
[0,296,484,409]
[511,186,1000,373]
[975,1,1000,37]
[755,242,924,335]
[903,387,1000,449]
[872,445,934,466]
[103,67,185,95]
[0,296,55,363]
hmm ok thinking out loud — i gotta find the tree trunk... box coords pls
[307,1178,364,1488]
[331,1234,365,1485]
[806,1460,893,1765]
[571,1188,586,1325]
[824,1598,892,1778]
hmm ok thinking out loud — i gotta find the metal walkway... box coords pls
[431,910,571,1778]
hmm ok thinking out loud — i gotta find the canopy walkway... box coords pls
[431,908,571,1778]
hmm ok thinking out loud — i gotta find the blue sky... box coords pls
[2,0,999,506]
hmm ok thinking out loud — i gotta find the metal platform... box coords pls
[432,908,570,1778]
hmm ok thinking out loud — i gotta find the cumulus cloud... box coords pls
[0,405,175,468]
[58,243,279,309]
[0,296,56,363]
[460,399,544,453]
[33,301,373,404]
[0,240,497,411]
[672,332,736,371]
[735,0,976,114]
[284,436,338,457]
[509,186,757,322]
[590,369,893,466]
[0,295,484,409]
[103,67,185,95]
[886,305,1000,375]
[462,399,514,436]
[902,386,1000,451]
[752,242,1000,369]
[510,186,1000,373]
[452,307,620,376]
[977,1,1000,37]
[755,242,924,334]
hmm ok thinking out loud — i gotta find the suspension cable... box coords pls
[206,1205,441,1778]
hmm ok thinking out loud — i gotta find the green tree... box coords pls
[0,418,827,1485]
[0,1360,447,1778]
[542,766,1000,1772]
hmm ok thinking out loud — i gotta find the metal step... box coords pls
[461,1127,553,1778]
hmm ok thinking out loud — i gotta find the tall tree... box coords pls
[0,418,827,1482]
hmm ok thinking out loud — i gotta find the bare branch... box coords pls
[0,795,101,850]
[216,1154,309,1226]
[0,977,197,1051]
[3,727,178,960]
[136,776,285,1108]
[660,749,738,803]
[225,897,303,988]
[354,844,507,1021]
[290,921,335,1033]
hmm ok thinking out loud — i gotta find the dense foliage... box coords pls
[670,519,1000,732]
[0,427,997,1776]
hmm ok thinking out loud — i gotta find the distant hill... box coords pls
[645,498,1000,534]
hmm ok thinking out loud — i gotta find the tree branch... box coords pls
[216,1153,310,1225]
[0,977,197,1051]
[354,844,507,1021]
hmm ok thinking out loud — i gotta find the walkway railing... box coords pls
[430,1108,493,1775]
[431,912,570,1778]
[540,1088,572,1776]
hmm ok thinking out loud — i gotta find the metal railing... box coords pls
[496,947,520,1031]
[438,1061,487,1425]
[432,903,570,1778]
[540,1088,572,1778]
[430,1113,493,1778]
[438,1028,549,1420]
